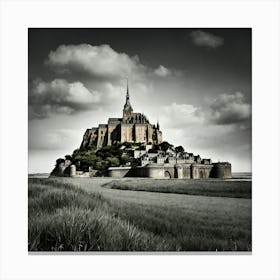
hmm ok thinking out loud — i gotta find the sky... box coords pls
[28,28,252,173]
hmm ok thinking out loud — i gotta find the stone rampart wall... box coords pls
[108,167,132,178]
[191,164,213,179]
[67,163,232,179]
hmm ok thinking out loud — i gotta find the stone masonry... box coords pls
[80,82,162,149]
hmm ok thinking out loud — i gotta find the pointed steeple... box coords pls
[123,78,133,116]
[126,77,129,98]
[157,120,160,130]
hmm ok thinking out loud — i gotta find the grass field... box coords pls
[103,178,251,198]
[28,177,252,252]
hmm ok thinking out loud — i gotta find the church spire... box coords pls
[126,78,130,103]
[123,78,133,116]
[126,78,129,98]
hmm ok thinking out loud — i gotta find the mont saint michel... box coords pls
[28,28,251,253]
[51,82,232,179]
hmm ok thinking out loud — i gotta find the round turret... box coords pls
[212,162,232,179]
[70,164,76,177]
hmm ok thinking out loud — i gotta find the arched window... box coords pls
[164,171,171,179]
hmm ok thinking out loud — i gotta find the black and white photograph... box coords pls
[1,1,280,279]
[28,28,252,252]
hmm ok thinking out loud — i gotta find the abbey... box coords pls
[51,82,232,180]
[80,83,162,149]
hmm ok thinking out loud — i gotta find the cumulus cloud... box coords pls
[159,101,241,159]
[158,100,251,168]
[154,92,251,131]
[29,43,182,120]
[209,92,251,125]
[46,43,179,81]
[29,127,80,151]
[162,103,204,128]
[160,92,251,138]
[154,65,171,77]
[190,30,224,49]
[29,79,101,119]
[46,44,147,80]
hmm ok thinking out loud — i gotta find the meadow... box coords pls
[28,177,252,252]
[103,178,251,198]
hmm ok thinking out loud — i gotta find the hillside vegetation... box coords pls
[29,178,251,251]
[50,141,176,175]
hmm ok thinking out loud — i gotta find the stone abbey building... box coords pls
[80,83,162,149]
[54,83,232,179]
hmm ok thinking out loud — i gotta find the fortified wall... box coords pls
[107,157,231,179]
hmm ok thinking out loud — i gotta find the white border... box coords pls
[1,0,280,279]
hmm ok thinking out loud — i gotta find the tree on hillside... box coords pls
[65,155,73,161]
[107,157,120,167]
[50,158,65,176]
[175,146,185,154]
[159,141,174,152]
[120,154,131,165]
[56,158,65,165]
[96,145,123,159]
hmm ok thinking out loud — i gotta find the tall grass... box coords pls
[28,178,251,251]
[106,200,251,251]
[29,179,171,251]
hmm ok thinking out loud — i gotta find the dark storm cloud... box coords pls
[190,30,224,49]
[209,92,251,125]
[28,78,101,119]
